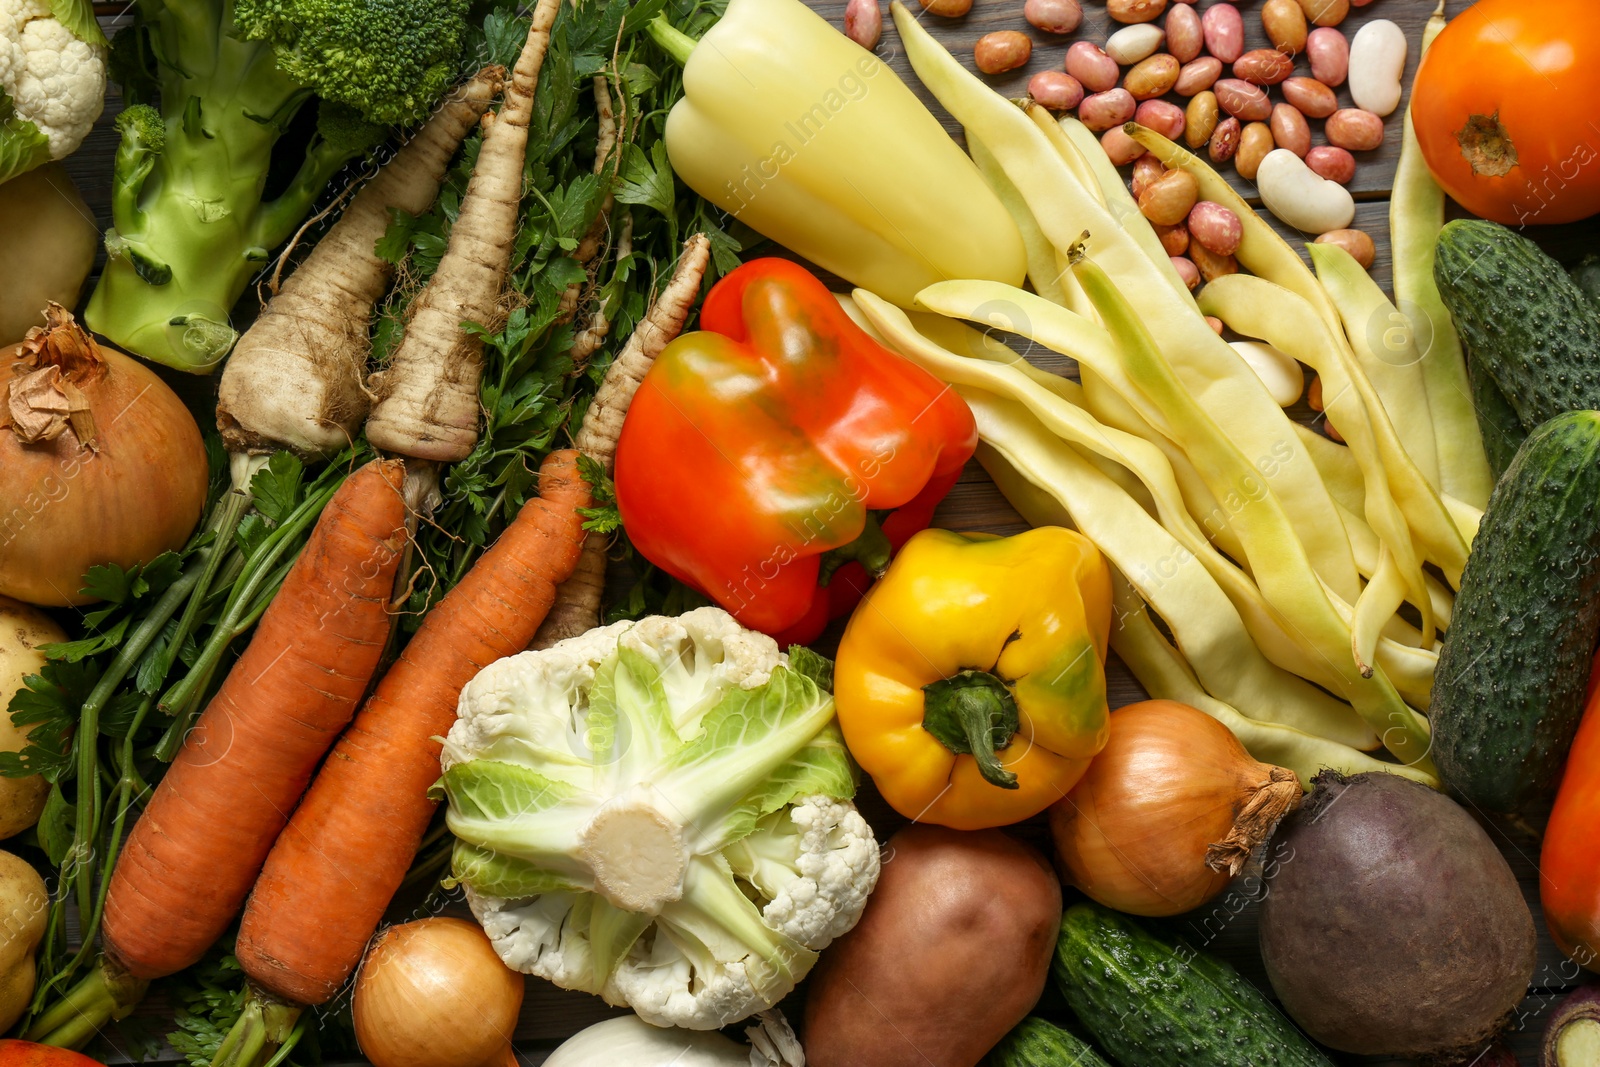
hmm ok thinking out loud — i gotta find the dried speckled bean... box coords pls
[1281,76,1337,118]
[1270,103,1311,156]
[1025,0,1083,34]
[1208,116,1241,164]
[1102,125,1145,165]
[1201,2,1244,63]
[1171,256,1202,290]
[1135,98,1186,140]
[1132,153,1168,198]
[1295,0,1349,27]
[975,31,1032,74]
[1029,70,1086,110]
[1079,88,1138,132]
[1126,54,1181,99]
[1108,0,1168,24]
[1325,107,1384,151]
[1174,56,1223,96]
[1188,200,1243,256]
[1138,168,1199,225]
[1185,90,1219,149]
[1155,221,1190,256]
[1236,121,1275,180]
[1307,26,1349,86]
[918,0,972,17]
[1067,41,1121,93]
[1214,78,1272,122]
[1305,144,1356,184]
[1234,48,1293,86]
[1262,0,1308,54]
[845,0,882,49]
[1165,2,1203,62]
[1189,240,1239,282]
[1315,228,1376,268]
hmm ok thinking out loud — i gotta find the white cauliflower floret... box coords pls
[441,608,881,1031]
[0,0,106,171]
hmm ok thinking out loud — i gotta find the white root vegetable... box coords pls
[530,234,713,650]
[1348,19,1407,117]
[1256,148,1355,234]
[364,0,562,463]
[217,68,503,459]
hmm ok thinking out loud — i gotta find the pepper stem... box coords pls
[818,512,893,586]
[646,15,697,65]
[921,670,1020,789]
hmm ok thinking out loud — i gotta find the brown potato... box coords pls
[803,826,1062,1067]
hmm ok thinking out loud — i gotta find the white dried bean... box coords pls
[1257,148,1355,233]
[1106,23,1166,65]
[1231,341,1304,406]
[1348,19,1407,116]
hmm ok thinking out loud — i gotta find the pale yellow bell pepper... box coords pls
[649,0,1026,306]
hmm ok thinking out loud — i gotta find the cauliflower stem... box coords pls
[83,0,469,372]
[439,609,881,1030]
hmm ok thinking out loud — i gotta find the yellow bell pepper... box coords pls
[647,0,1026,307]
[835,527,1112,830]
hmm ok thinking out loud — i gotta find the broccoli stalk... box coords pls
[85,0,470,373]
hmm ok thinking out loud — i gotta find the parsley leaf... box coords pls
[250,452,306,525]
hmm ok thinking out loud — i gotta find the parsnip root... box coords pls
[217,68,504,459]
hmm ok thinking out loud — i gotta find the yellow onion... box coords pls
[1049,699,1302,916]
[0,304,207,606]
[354,917,524,1067]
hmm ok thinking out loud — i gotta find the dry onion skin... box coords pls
[354,917,525,1067]
[0,304,207,606]
[1048,699,1302,916]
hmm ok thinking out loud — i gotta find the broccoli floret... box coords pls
[83,0,475,372]
[233,0,472,127]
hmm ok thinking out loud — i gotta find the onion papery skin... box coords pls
[0,307,207,606]
[353,917,525,1067]
[1048,700,1301,917]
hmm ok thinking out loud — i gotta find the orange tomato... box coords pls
[1411,0,1600,225]
[0,1042,104,1067]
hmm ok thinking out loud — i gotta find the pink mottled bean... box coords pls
[1326,107,1384,151]
[1201,2,1244,63]
[1208,116,1241,163]
[1171,256,1202,290]
[1281,76,1337,118]
[1135,99,1186,140]
[1155,221,1190,256]
[1305,144,1356,184]
[1307,27,1349,86]
[1165,3,1203,63]
[1067,41,1121,94]
[1234,48,1293,86]
[1079,88,1137,132]
[1108,0,1168,23]
[1205,315,1225,335]
[1315,228,1376,267]
[1214,78,1272,122]
[975,31,1032,74]
[1025,0,1083,33]
[844,0,882,49]
[1029,70,1085,110]
[1102,126,1145,165]
[1188,200,1243,256]
[1174,56,1223,96]
[1132,153,1168,198]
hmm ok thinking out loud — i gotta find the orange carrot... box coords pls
[102,458,408,981]
[235,449,591,1006]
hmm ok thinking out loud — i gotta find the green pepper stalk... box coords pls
[84,0,473,372]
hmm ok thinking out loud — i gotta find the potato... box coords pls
[0,850,47,1033]
[802,825,1062,1067]
[0,164,100,346]
[0,597,64,840]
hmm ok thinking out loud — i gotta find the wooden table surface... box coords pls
[61,1,1598,1064]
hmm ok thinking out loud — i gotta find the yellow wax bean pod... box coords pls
[892,4,1360,603]
[1391,5,1493,510]
[1068,245,1433,771]
[964,388,1375,749]
[861,291,1373,740]
[970,135,1075,310]
[1311,241,1440,490]
[1101,569,1438,789]
[1201,274,1470,588]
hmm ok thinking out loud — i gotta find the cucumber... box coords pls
[1432,411,1600,816]
[985,1017,1111,1067]
[1467,353,1526,479]
[1052,903,1334,1067]
[1572,254,1600,311]
[1434,220,1600,429]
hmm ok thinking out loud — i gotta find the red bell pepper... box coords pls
[614,258,977,642]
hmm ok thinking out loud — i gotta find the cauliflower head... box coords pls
[0,0,107,184]
[439,607,881,1030]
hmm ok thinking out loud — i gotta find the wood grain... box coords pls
[60,1,1594,1064]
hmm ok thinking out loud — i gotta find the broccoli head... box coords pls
[233,0,474,127]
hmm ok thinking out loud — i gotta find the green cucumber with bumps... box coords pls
[1052,902,1333,1067]
[985,1017,1111,1067]
[1432,410,1600,817]
[1434,220,1600,444]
